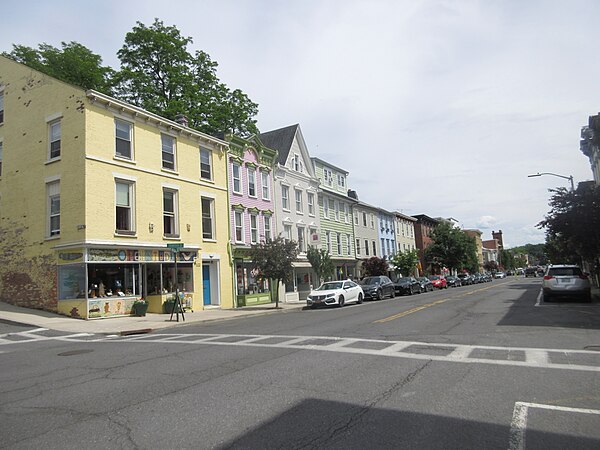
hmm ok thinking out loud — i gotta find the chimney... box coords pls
[348,189,358,200]
[175,114,189,127]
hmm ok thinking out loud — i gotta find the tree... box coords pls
[484,260,498,272]
[425,222,478,272]
[390,249,419,277]
[3,42,115,93]
[538,184,600,272]
[306,247,334,284]
[362,256,389,277]
[249,237,299,308]
[115,18,258,136]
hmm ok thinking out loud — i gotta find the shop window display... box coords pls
[236,261,269,295]
[146,263,193,294]
[88,264,140,298]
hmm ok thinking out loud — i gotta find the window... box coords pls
[284,224,292,241]
[362,212,367,227]
[354,212,359,225]
[264,215,272,242]
[334,201,339,221]
[247,167,256,197]
[337,232,342,255]
[347,234,352,255]
[0,141,3,177]
[370,214,375,229]
[343,203,349,223]
[297,227,305,252]
[365,239,369,256]
[309,228,318,247]
[200,147,212,180]
[356,239,361,256]
[282,185,289,210]
[326,231,332,253]
[234,210,244,242]
[261,171,270,200]
[116,181,135,233]
[49,120,61,160]
[307,192,315,216]
[201,197,214,240]
[324,197,329,218]
[338,174,345,187]
[292,154,303,172]
[47,181,60,237]
[161,134,176,170]
[163,189,178,237]
[250,214,258,244]
[372,241,377,256]
[232,162,242,194]
[115,119,132,159]
[381,238,385,256]
[324,168,333,185]
[0,90,4,124]
[295,189,303,213]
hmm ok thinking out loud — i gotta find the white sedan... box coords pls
[494,272,506,279]
[307,280,364,308]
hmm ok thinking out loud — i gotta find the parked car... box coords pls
[542,265,591,303]
[446,275,462,287]
[457,273,472,285]
[482,273,493,282]
[428,275,447,289]
[417,277,435,292]
[307,280,364,308]
[359,276,396,300]
[394,277,422,295]
[525,267,538,277]
[494,271,506,279]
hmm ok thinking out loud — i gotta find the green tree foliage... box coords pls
[390,249,419,277]
[306,247,334,284]
[484,260,498,272]
[425,222,478,272]
[508,243,547,265]
[3,42,115,93]
[538,184,600,265]
[115,19,259,136]
[249,237,299,308]
[362,256,389,277]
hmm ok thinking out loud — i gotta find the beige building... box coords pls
[0,56,234,318]
[463,229,484,272]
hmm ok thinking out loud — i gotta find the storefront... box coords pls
[57,247,197,319]
[234,257,271,306]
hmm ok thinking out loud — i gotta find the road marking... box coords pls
[374,299,447,323]
[106,333,600,372]
[509,402,600,450]
[0,329,94,345]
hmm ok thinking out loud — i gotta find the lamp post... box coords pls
[527,172,575,191]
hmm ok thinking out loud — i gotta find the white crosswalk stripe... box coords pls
[0,328,94,344]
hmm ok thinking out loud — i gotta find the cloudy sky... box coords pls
[3,0,598,247]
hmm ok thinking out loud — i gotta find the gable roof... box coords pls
[259,124,299,165]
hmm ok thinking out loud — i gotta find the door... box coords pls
[202,265,211,306]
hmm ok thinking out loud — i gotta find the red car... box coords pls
[428,275,447,289]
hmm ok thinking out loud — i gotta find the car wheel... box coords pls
[390,289,396,299]
[377,289,384,300]
[338,296,345,307]
[357,293,363,304]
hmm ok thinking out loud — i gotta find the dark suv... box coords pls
[359,276,396,300]
[524,267,537,277]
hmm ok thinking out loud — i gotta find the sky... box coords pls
[3,0,599,248]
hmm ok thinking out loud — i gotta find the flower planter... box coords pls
[132,302,149,317]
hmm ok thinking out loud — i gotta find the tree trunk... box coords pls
[273,279,280,308]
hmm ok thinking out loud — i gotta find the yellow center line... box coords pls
[373,279,515,323]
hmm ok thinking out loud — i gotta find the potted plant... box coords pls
[163,294,182,314]
[132,298,148,317]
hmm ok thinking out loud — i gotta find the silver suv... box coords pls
[542,265,591,302]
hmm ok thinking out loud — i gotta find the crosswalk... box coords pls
[3,329,600,372]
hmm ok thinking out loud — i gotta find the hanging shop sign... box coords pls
[88,248,197,262]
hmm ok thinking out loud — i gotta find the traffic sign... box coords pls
[167,243,184,250]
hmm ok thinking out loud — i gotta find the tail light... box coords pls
[543,275,553,280]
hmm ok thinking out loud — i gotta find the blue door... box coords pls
[202,265,211,306]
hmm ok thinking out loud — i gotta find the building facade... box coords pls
[581,114,600,185]
[352,199,380,279]
[311,157,358,281]
[463,229,484,272]
[377,208,397,261]
[226,135,277,307]
[259,124,321,301]
[412,214,440,275]
[0,56,233,318]
[394,212,417,254]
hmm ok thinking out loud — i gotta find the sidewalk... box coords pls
[0,301,306,335]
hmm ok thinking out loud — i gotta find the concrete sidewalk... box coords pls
[0,301,306,335]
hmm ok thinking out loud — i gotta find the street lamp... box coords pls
[527,172,575,191]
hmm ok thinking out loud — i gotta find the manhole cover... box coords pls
[583,346,600,352]
[57,349,94,356]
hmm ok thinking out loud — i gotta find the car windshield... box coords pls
[548,267,582,276]
[429,276,440,280]
[396,277,411,283]
[361,277,380,285]
[316,282,343,291]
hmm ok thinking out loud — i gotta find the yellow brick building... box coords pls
[0,56,234,319]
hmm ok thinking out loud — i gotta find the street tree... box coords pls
[3,42,115,93]
[538,184,600,272]
[390,249,419,277]
[362,256,389,277]
[249,237,299,308]
[425,222,478,272]
[116,19,259,136]
[484,260,498,272]
[306,247,334,284]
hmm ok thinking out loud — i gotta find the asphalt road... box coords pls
[1,278,599,449]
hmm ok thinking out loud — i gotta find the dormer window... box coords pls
[292,154,303,173]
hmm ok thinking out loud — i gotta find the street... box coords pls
[1,278,599,449]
